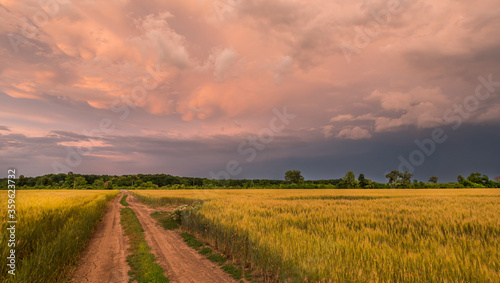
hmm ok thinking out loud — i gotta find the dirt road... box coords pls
[71,192,130,283]
[127,194,236,283]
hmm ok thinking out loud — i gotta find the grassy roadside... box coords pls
[150,208,252,282]
[150,211,178,230]
[120,195,168,283]
[180,232,252,281]
[120,194,129,206]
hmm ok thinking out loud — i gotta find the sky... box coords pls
[1,0,499,182]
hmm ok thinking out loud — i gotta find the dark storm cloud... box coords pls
[2,123,498,182]
[228,125,500,182]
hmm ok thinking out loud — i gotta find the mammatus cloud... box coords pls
[211,47,243,82]
[131,12,191,69]
[338,127,372,140]
[273,55,293,84]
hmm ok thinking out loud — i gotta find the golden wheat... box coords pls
[0,190,118,282]
[133,189,500,282]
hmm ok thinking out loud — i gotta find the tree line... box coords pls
[284,170,499,189]
[1,171,499,190]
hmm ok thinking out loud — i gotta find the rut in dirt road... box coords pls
[71,192,130,283]
[127,194,237,283]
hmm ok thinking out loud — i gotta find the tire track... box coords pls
[127,194,236,283]
[70,192,130,283]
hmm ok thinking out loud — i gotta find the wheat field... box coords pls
[0,190,118,282]
[133,189,500,282]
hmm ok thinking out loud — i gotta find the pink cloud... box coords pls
[0,0,499,143]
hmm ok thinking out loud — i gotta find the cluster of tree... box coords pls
[385,170,413,187]
[456,173,497,188]
[1,171,499,190]
[282,170,500,189]
[284,170,376,188]
[381,170,500,189]
[336,172,374,188]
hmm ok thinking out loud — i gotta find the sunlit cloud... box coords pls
[1,0,500,180]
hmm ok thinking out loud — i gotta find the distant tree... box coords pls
[428,176,438,184]
[130,175,139,187]
[35,176,51,187]
[244,180,254,188]
[50,174,66,186]
[385,170,412,187]
[467,172,489,186]
[103,180,113,190]
[399,171,413,185]
[142,181,157,188]
[338,171,359,188]
[115,175,138,187]
[18,175,26,186]
[358,174,373,189]
[385,170,400,186]
[467,172,481,183]
[64,172,75,188]
[74,176,87,188]
[358,173,366,183]
[412,179,421,188]
[457,174,464,183]
[494,175,500,182]
[285,170,304,184]
[93,178,105,189]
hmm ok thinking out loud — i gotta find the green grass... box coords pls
[199,247,213,256]
[222,264,243,280]
[178,232,250,280]
[180,232,203,250]
[198,246,226,265]
[120,194,129,206]
[150,211,179,230]
[207,253,226,265]
[120,207,168,283]
[130,192,196,207]
[244,270,253,281]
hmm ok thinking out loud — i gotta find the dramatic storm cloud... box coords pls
[1,0,499,181]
